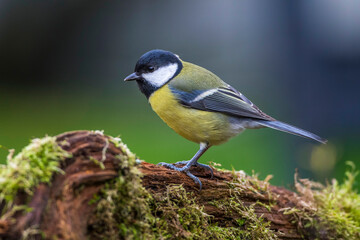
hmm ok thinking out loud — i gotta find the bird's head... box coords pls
[124,49,183,98]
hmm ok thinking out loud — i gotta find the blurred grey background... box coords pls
[0,0,359,188]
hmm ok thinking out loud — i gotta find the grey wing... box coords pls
[170,85,274,121]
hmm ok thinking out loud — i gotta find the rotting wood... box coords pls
[0,131,322,239]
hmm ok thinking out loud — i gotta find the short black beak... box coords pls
[124,72,141,81]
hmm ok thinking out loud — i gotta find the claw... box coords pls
[185,170,202,190]
[157,143,210,190]
[195,162,214,179]
[159,161,213,178]
[158,160,213,190]
[173,161,214,178]
[158,162,202,188]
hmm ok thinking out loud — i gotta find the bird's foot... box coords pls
[184,170,202,190]
[173,160,214,179]
[158,160,213,190]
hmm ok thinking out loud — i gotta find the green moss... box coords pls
[213,178,277,240]
[89,156,105,170]
[149,164,277,239]
[150,184,213,239]
[211,198,276,240]
[151,184,277,240]
[9,133,358,239]
[91,139,359,240]
[91,136,278,240]
[288,161,360,239]
[0,136,71,216]
[89,136,155,240]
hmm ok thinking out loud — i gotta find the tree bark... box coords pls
[0,131,320,239]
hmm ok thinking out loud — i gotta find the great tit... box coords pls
[124,49,326,189]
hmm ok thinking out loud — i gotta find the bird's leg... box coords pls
[158,143,210,172]
[158,143,211,189]
[173,161,214,179]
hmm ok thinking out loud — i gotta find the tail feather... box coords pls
[255,120,327,144]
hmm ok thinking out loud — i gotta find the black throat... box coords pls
[136,61,183,99]
[135,79,159,99]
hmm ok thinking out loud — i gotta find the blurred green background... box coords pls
[0,1,359,189]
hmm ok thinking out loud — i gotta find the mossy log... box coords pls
[0,131,358,240]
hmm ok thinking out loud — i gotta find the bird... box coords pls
[124,49,326,189]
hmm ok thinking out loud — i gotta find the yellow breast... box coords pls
[148,85,235,145]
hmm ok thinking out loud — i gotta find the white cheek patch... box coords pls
[142,63,178,87]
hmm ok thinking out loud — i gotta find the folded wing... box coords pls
[170,85,326,143]
[170,85,274,121]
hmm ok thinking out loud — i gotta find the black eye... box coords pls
[147,66,155,72]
